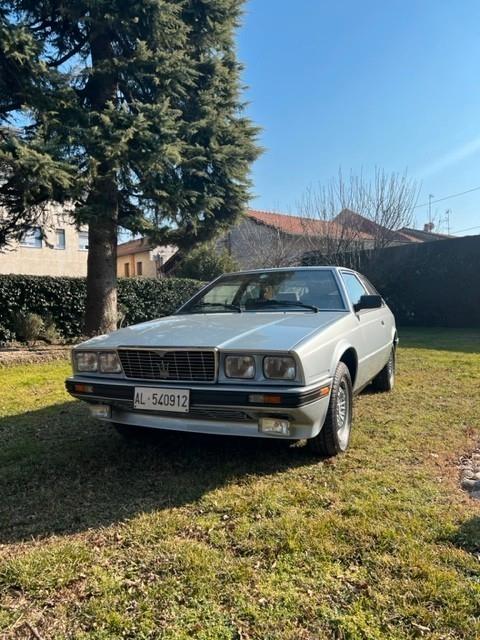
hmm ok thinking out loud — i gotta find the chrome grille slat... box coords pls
[173,351,179,379]
[118,349,216,382]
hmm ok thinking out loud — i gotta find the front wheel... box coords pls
[307,362,353,457]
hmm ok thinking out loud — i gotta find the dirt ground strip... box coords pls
[0,346,71,367]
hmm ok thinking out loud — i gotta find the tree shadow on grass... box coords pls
[449,515,480,555]
[398,327,480,354]
[0,400,318,543]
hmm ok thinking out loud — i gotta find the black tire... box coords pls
[307,362,353,457]
[372,347,395,392]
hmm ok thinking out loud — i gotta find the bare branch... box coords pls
[297,168,420,266]
[232,217,306,269]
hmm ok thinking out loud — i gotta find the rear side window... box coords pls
[359,275,379,295]
[341,272,367,306]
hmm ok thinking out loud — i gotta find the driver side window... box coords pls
[341,272,367,306]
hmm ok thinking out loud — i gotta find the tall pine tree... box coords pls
[0,0,260,334]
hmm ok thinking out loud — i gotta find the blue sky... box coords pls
[238,0,480,235]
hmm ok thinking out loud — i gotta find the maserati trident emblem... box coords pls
[156,360,170,379]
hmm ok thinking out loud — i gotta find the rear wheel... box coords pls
[372,347,395,392]
[307,362,353,457]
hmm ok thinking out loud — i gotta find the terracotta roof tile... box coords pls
[246,209,373,240]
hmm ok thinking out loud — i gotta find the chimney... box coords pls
[423,222,434,233]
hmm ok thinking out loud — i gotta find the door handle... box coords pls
[381,320,385,326]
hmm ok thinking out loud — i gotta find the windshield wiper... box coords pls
[190,302,242,313]
[249,300,319,313]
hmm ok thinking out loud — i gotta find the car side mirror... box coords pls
[353,294,383,313]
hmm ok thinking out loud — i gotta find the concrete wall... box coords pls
[0,210,88,277]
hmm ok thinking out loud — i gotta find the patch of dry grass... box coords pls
[0,329,479,639]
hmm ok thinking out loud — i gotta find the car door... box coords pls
[340,271,391,384]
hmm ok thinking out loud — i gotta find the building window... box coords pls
[55,229,66,250]
[124,263,130,277]
[78,231,89,251]
[136,261,143,276]
[20,227,42,248]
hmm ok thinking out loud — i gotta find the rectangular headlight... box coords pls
[98,351,122,373]
[263,356,296,380]
[74,351,98,372]
[225,355,255,379]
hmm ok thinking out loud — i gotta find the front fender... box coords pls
[330,339,357,377]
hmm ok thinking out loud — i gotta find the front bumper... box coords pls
[65,377,332,440]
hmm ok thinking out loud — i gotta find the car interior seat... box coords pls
[302,280,342,309]
[277,291,299,302]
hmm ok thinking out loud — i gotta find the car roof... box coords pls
[222,266,359,277]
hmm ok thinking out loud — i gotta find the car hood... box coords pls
[78,311,348,352]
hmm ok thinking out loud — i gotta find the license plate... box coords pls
[134,387,190,413]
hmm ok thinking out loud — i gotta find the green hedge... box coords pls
[0,275,203,343]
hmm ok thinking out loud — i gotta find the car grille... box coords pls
[118,349,216,383]
[189,408,252,422]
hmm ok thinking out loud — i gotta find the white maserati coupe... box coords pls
[66,267,397,456]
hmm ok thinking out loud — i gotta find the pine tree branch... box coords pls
[0,100,23,115]
[46,37,88,68]
[26,17,57,33]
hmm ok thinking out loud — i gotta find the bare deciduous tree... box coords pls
[235,221,307,269]
[298,168,420,267]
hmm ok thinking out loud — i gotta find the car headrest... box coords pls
[278,291,299,302]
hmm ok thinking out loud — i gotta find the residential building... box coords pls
[117,238,177,278]
[334,209,452,245]
[221,209,453,269]
[395,224,452,243]
[217,209,376,269]
[119,208,452,276]
[0,209,88,277]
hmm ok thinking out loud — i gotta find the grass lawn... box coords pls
[0,328,479,639]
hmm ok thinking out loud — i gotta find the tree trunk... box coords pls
[84,176,118,336]
[83,24,118,336]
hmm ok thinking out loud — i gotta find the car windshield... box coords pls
[180,270,346,314]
